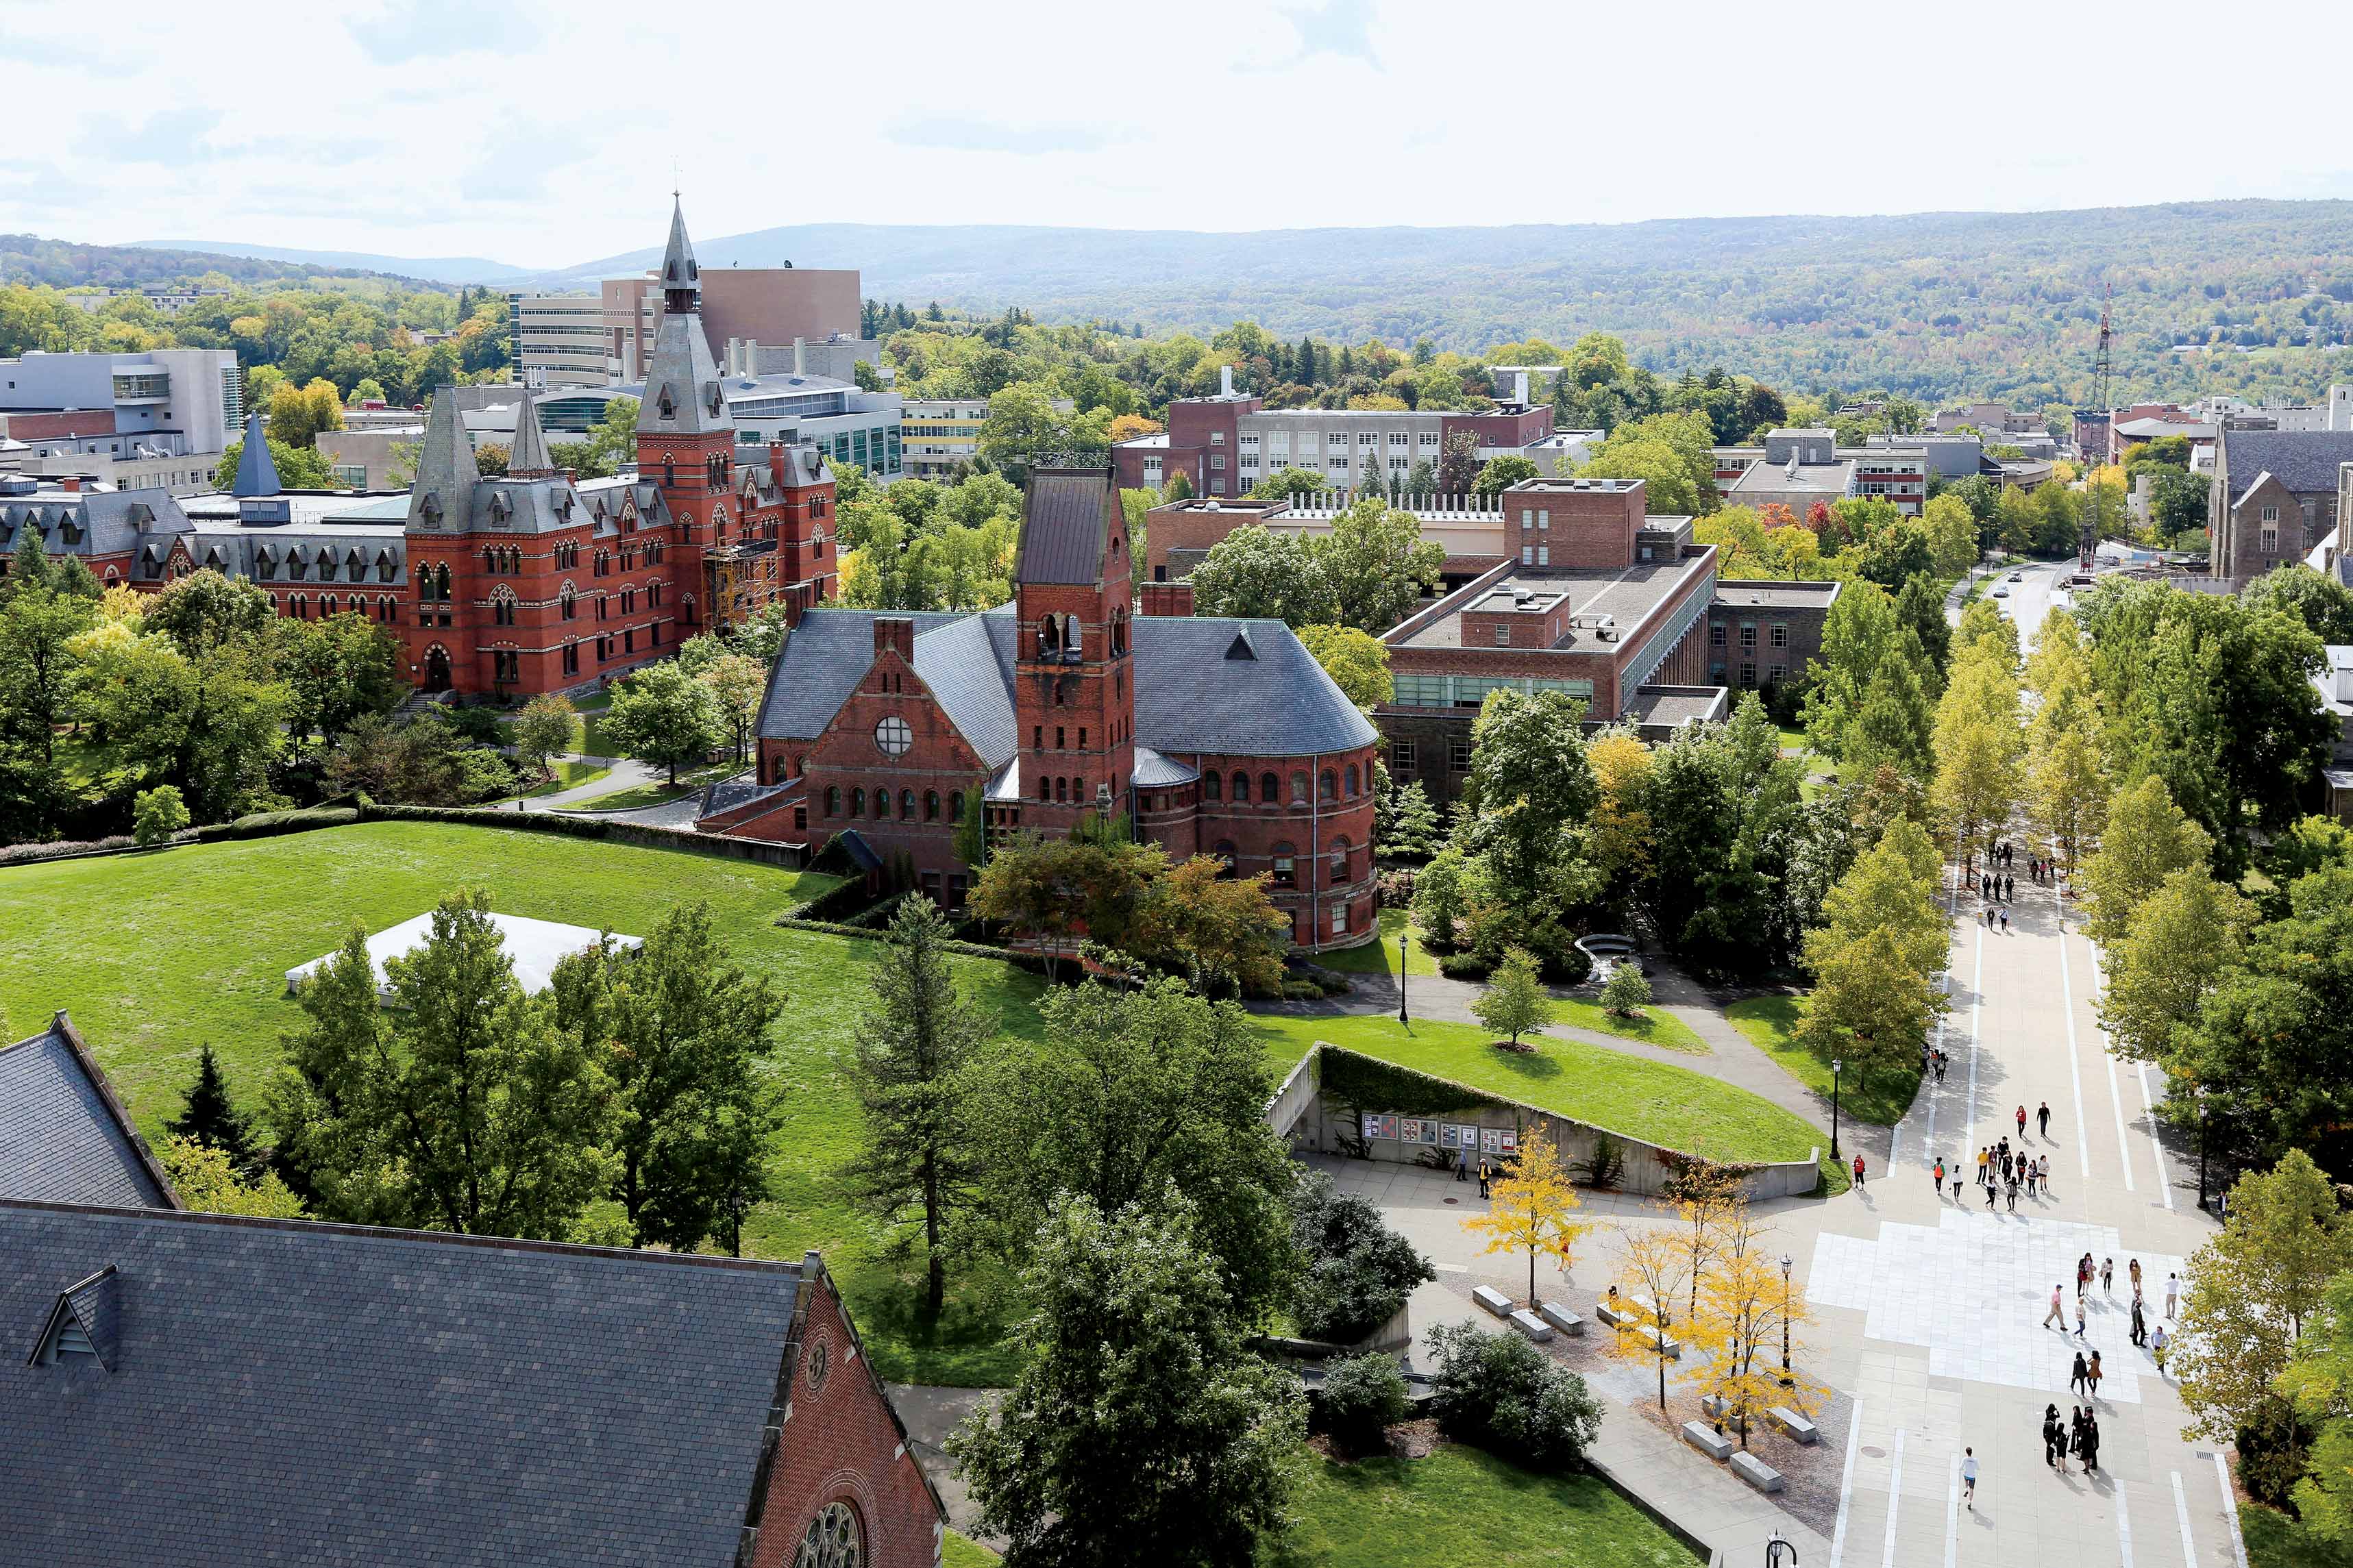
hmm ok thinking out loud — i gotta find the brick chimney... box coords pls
[873,617,915,661]
[769,440,787,490]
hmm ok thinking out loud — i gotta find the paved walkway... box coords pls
[495,753,728,827]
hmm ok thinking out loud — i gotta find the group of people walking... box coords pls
[1943,1137,2051,1210]
[1970,839,2062,928]
[2043,1402,2102,1475]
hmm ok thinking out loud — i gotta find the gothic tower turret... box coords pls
[1011,469,1137,834]
[637,197,737,631]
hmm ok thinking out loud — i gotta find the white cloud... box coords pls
[0,0,2348,271]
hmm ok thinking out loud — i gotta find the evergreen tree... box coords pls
[1385,779,1444,860]
[848,896,995,1315]
[1297,335,1316,386]
[165,1044,259,1173]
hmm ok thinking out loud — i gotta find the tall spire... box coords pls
[660,197,700,315]
[507,390,554,477]
[230,408,279,497]
[408,388,481,530]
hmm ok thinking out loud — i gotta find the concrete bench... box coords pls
[1731,1451,1786,1493]
[1507,1308,1553,1343]
[1767,1406,1820,1445]
[1681,1421,1734,1460]
[1594,1302,1634,1330]
[1636,1325,1681,1358]
[1699,1393,1729,1421]
[1538,1302,1584,1336]
[1472,1285,1513,1319]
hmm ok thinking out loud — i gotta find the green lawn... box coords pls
[569,763,741,811]
[1552,995,1706,1054]
[943,1531,1001,1567]
[1775,723,1807,758]
[1725,995,1923,1128]
[1316,909,1438,978]
[1253,1013,1836,1180]
[500,760,611,801]
[0,822,1040,1384]
[1277,1445,1703,1566]
[2242,1502,2353,1568]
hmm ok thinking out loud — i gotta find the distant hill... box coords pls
[137,240,535,286]
[0,234,420,289]
[50,200,2353,403]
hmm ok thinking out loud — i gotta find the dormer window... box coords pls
[656,385,676,420]
[34,1266,119,1369]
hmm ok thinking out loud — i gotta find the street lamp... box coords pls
[1766,1533,1800,1567]
[1779,1254,1794,1386]
[1830,1058,1843,1160]
[1396,930,1409,1023]
[2197,1084,2209,1212]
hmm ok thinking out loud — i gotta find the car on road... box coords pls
[1993,588,2010,598]
[2007,572,2023,582]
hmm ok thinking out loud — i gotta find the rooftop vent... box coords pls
[31,1266,120,1371]
[1224,630,1257,662]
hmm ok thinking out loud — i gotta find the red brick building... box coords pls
[702,469,1384,949]
[0,201,838,703]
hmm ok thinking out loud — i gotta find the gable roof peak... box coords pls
[230,410,279,498]
[407,388,480,531]
[507,393,555,477]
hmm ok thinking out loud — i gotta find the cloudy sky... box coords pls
[5,0,2350,269]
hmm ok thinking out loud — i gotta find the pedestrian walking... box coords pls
[1455,1146,1470,1182]
[2129,1258,2143,1293]
[2043,1404,2063,1469]
[1978,1147,1990,1186]
[1986,1174,1998,1209]
[2000,1150,2012,1184]
[2165,1272,2179,1320]
[2038,1154,2051,1195]
[2017,1105,2028,1140]
[2130,1296,2146,1347]
[2082,1411,2102,1476]
[1962,1447,1978,1508]
[2038,1101,2051,1138]
[1852,1152,1866,1189]
[1933,1158,1946,1198]
[2006,1175,2018,1212]
[2000,907,2010,932]
[2102,1258,2114,1298]
[2045,1285,2066,1329]
[2004,873,2015,901]
[2070,1350,2089,1397]
[1952,1170,1964,1203]
[2154,1323,2171,1373]
[2087,1350,2104,1399]
[1476,1158,1492,1198]
[2076,1297,2087,1336]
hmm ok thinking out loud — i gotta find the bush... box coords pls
[132,785,191,847]
[198,807,360,841]
[1599,964,1653,1017]
[446,705,508,745]
[1316,1354,1412,1455]
[1437,951,1491,981]
[1291,1170,1437,1343]
[1427,1320,1603,1470]
[450,747,519,803]
[0,833,136,864]
[1281,980,1325,1001]
[2237,1395,2317,1511]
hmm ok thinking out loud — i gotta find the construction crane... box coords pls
[2082,279,2112,573]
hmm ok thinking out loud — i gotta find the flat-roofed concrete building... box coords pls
[1711,428,1927,517]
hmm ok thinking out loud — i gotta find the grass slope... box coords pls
[0,822,1042,1383]
[1253,1014,1834,1179]
[1725,995,1922,1128]
[942,1531,1001,1567]
[1315,909,1438,979]
[1279,1445,1703,1566]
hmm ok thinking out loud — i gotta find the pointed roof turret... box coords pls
[230,409,279,497]
[506,391,555,478]
[659,197,700,314]
[408,388,481,531]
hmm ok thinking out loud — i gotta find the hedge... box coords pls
[1318,1047,1505,1120]
[771,914,1056,975]
[197,807,360,842]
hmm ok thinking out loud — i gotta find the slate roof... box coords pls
[1131,745,1200,787]
[754,606,1378,760]
[0,1200,802,1566]
[1014,467,1115,585]
[0,1016,174,1210]
[0,488,193,562]
[406,388,481,530]
[229,409,279,497]
[2219,430,2353,496]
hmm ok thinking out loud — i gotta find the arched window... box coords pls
[1262,772,1281,804]
[320,594,337,615]
[1037,615,1061,658]
[1292,771,1310,804]
[1320,769,1338,801]
[1346,763,1360,797]
[849,788,865,818]
[1075,776,1087,801]
[873,789,889,820]
[949,791,965,823]
[1231,771,1249,803]
[1212,841,1237,875]
[434,562,450,600]
[1063,614,1081,659]
[793,754,808,777]
[560,586,576,621]
[924,790,940,821]
[1054,776,1068,803]
[1203,771,1221,802]
[826,786,841,816]
[901,788,916,819]
[1330,837,1351,882]
[1037,775,1051,801]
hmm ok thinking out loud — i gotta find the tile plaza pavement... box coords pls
[1343,878,2250,1567]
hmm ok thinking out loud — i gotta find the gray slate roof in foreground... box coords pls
[0,1017,173,1210]
[756,608,1377,761]
[0,1200,799,1566]
[2220,429,2353,495]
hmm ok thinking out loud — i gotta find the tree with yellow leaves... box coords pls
[1664,1159,1745,1324]
[1610,1225,1694,1413]
[1682,1211,1825,1447]
[1586,727,1653,895]
[1464,1121,1593,1306]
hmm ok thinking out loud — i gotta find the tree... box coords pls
[264,376,344,448]
[1587,729,1654,896]
[0,573,97,777]
[1296,623,1390,715]
[550,901,785,1255]
[1922,493,1981,577]
[844,896,992,1313]
[947,1189,1307,1567]
[601,662,722,784]
[2176,1152,2353,1449]
[1599,964,1653,1018]
[512,693,579,777]
[2078,775,2209,947]
[2099,866,2254,1068]
[1131,856,1290,996]
[1799,819,1947,1078]
[1436,429,1480,495]
[1250,465,1330,501]
[970,830,1166,980]
[698,649,767,764]
[1611,1224,1695,1412]
[145,569,275,657]
[213,436,337,491]
[1425,1319,1604,1469]
[1317,1353,1412,1456]
[271,611,406,752]
[1928,652,2023,865]
[1683,1209,1824,1449]
[968,980,1297,1321]
[1312,497,1444,634]
[131,783,190,847]
[1186,524,1336,627]
[1383,777,1443,860]
[1472,946,1553,1047]
[164,1043,258,1171]
[158,1135,307,1219]
[2245,563,2353,647]
[978,381,1081,475]
[264,888,614,1239]
[1290,1169,1436,1342]
[1464,1121,1592,1304]
[1473,455,1538,495]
